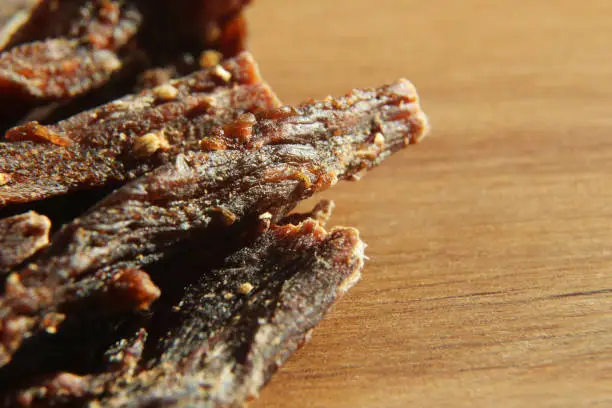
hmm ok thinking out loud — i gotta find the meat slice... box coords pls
[0,78,428,366]
[0,52,280,207]
[0,0,255,132]
[3,217,364,408]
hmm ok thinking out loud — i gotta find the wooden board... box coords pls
[246,1,612,407]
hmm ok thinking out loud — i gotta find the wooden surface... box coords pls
[246,1,612,407]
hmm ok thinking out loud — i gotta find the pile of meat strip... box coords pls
[0,1,429,407]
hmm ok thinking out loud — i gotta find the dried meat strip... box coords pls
[0,1,255,132]
[0,211,261,398]
[0,211,50,274]
[3,217,364,408]
[0,1,252,58]
[0,39,124,100]
[0,1,140,99]
[97,219,364,408]
[0,0,141,132]
[0,1,99,51]
[76,0,254,119]
[0,78,428,366]
[0,52,281,208]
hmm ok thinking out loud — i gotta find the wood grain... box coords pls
[246,1,612,407]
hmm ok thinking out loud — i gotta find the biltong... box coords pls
[0,0,141,130]
[4,216,365,407]
[0,211,50,274]
[0,2,435,407]
[0,52,281,207]
[0,78,428,366]
[0,0,254,132]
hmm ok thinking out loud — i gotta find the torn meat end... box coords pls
[105,268,161,312]
[280,199,335,227]
[0,211,50,274]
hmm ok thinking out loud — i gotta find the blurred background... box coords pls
[247,1,612,407]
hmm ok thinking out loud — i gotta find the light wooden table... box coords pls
[246,1,612,407]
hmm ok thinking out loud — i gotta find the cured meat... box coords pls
[2,217,364,408]
[0,1,140,99]
[97,219,364,408]
[0,211,50,274]
[0,52,280,207]
[0,5,432,405]
[0,78,428,367]
[0,0,254,132]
